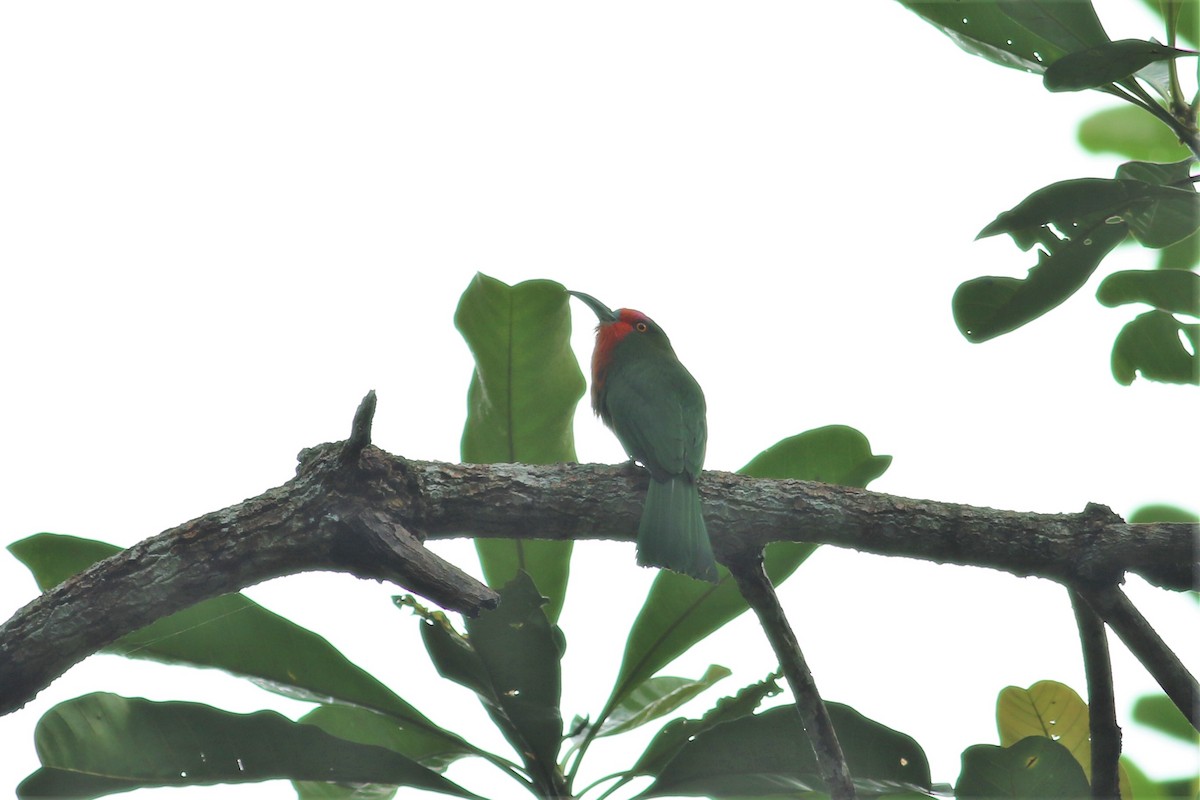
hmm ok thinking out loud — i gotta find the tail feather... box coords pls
[637,478,717,582]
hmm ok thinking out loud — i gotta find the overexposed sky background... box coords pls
[1,2,1197,798]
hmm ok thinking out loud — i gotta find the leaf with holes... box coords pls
[957,737,1090,799]
[895,0,1109,75]
[1111,310,1199,385]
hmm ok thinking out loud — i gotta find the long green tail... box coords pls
[636,477,718,582]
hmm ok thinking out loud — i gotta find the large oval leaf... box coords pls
[956,736,1090,799]
[1077,106,1193,164]
[18,693,483,799]
[637,702,931,798]
[455,273,586,622]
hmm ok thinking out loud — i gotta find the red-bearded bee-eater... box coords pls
[568,290,718,583]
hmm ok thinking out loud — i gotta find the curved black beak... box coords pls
[567,290,619,322]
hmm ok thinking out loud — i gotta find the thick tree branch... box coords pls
[0,394,499,717]
[1,417,1196,718]
[418,464,1196,592]
[729,553,856,800]
[1069,589,1120,800]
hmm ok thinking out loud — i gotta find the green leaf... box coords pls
[1078,106,1193,163]
[296,704,476,773]
[421,573,563,779]
[1158,229,1200,270]
[997,681,1091,779]
[1097,270,1200,316]
[1044,38,1195,91]
[740,425,893,486]
[636,703,932,798]
[956,736,1091,799]
[1140,0,1199,48]
[896,0,1109,75]
[1132,694,1200,744]
[1111,309,1199,384]
[629,672,783,779]
[1128,504,1199,524]
[1114,160,1200,250]
[958,175,1173,341]
[7,534,468,758]
[455,273,586,623]
[601,427,890,728]
[586,665,731,741]
[17,693,482,799]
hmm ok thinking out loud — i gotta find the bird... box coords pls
[568,289,717,582]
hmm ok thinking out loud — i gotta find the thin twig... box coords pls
[1069,589,1121,799]
[728,552,856,800]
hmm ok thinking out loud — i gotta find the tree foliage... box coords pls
[2,2,1198,799]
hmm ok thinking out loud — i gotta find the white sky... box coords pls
[1,2,1196,798]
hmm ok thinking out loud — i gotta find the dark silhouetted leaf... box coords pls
[421,573,563,779]
[455,273,586,623]
[1097,269,1199,315]
[636,703,932,798]
[17,693,482,799]
[1111,310,1199,384]
[896,1,1109,75]
[1114,160,1200,249]
[1044,38,1194,91]
[956,736,1090,798]
[8,534,467,757]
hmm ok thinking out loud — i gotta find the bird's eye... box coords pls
[636,322,649,333]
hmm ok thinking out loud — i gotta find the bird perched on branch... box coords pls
[568,290,717,583]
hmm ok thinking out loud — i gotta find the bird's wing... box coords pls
[603,362,706,482]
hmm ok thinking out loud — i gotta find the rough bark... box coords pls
[1,399,1196,717]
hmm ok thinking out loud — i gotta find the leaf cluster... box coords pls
[903,0,1200,385]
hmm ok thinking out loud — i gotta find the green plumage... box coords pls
[569,290,718,583]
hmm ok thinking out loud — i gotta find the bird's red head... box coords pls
[568,291,672,414]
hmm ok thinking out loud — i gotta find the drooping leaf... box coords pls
[997,681,1091,779]
[7,534,466,756]
[1096,269,1200,316]
[956,737,1091,799]
[635,703,932,798]
[1043,38,1195,91]
[421,573,563,781]
[1132,693,1200,744]
[896,0,1109,75]
[1111,309,1199,384]
[628,672,783,779]
[455,273,586,623]
[1078,106,1193,163]
[600,427,889,730]
[17,693,483,800]
[580,665,731,742]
